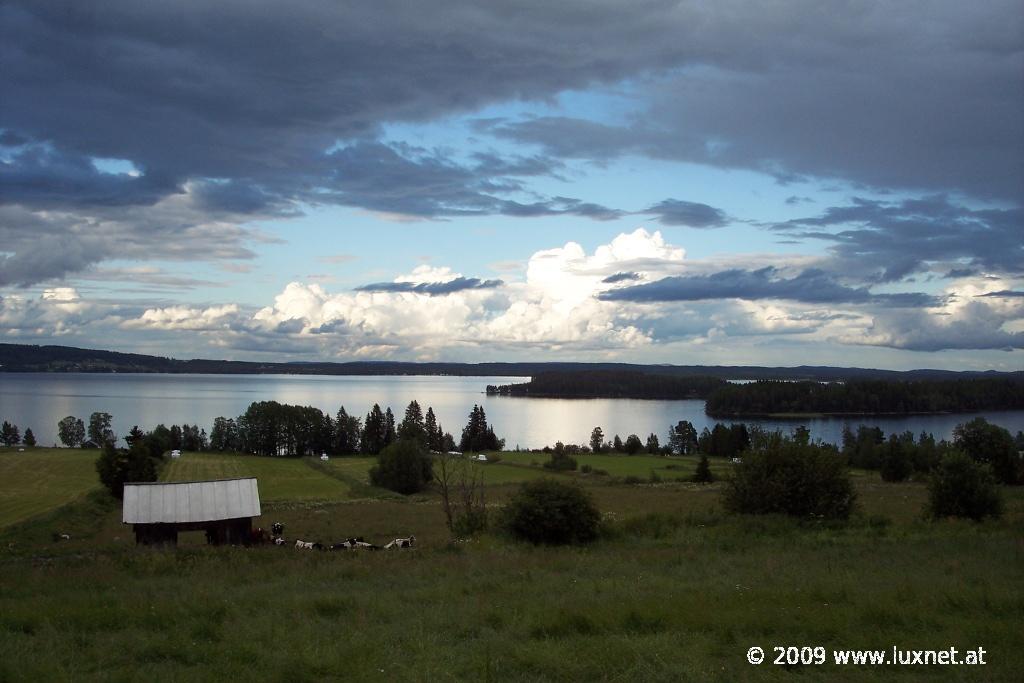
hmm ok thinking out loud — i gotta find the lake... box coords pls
[1,373,1022,449]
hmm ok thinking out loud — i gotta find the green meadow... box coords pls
[1,448,1021,681]
[0,447,100,527]
[161,452,355,503]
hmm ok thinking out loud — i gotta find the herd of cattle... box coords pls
[253,522,415,551]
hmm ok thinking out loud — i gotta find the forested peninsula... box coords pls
[486,371,726,399]
[703,378,1024,416]
[488,373,1024,416]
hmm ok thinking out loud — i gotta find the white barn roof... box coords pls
[122,478,261,524]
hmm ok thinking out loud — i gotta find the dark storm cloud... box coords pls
[945,268,980,279]
[479,1,1023,202]
[603,271,642,284]
[599,267,936,308]
[2,0,1020,288]
[319,141,621,220]
[355,277,504,296]
[0,142,175,208]
[0,0,693,211]
[776,196,1024,281]
[645,199,728,228]
[3,0,698,284]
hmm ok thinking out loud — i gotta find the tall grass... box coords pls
[1,454,1021,681]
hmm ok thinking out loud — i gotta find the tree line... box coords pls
[206,399,505,457]
[534,416,1023,486]
[486,370,725,399]
[209,401,449,457]
[485,372,1024,416]
[1,420,35,447]
[705,377,1024,416]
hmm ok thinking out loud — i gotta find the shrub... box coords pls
[926,451,1002,521]
[369,439,433,495]
[692,454,714,483]
[95,442,158,499]
[723,441,855,519]
[503,479,600,545]
[543,451,578,471]
[953,417,1021,485]
[880,442,913,482]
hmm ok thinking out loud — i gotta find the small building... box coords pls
[170,449,181,458]
[122,478,261,546]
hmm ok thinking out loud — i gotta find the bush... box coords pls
[95,442,158,499]
[369,439,433,494]
[880,443,913,482]
[693,454,714,483]
[723,441,855,519]
[953,417,1021,485]
[503,479,601,545]
[543,451,578,471]
[926,451,1002,521]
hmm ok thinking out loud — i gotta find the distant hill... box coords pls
[0,342,1020,381]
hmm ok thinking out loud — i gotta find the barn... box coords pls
[122,478,261,546]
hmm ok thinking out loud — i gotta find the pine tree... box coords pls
[424,407,442,451]
[1,421,20,447]
[459,405,503,452]
[693,454,713,483]
[335,407,361,454]
[23,428,36,447]
[361,404,387,454]
[384,408,397,447]
[125,426,145,448]
[398,400,427,446]
[170,424,183,449]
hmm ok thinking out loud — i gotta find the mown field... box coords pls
[1,447,1022,681]
[0,447,100,527]
[161,452,357,503]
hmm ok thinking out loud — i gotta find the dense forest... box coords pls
[486,371,726,399]
[485,372,1024,415]
[704,378,1024,416]
[3,343,1020,382]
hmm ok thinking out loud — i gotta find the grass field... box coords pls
[1,448,1022,681]
[0,447,100,528]
[497,451,734,481]
[161,452,354,502]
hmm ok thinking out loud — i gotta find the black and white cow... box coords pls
[330,537,380,550]
[384,535,416,549]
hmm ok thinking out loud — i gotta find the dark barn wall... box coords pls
[134,518,253,546]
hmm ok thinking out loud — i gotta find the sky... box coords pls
[1,0,1022,370]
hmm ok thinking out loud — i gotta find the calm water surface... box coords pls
[2,373,1022,449]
